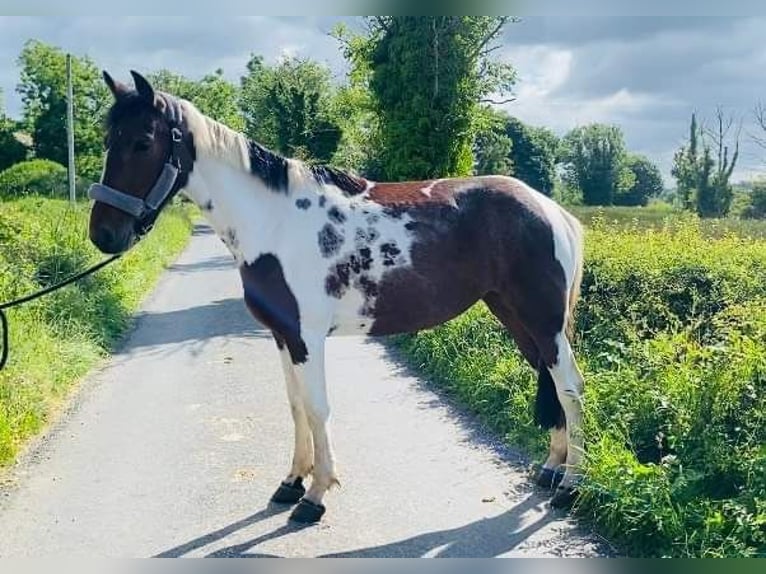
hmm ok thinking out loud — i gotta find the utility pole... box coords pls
[66,53,76,204]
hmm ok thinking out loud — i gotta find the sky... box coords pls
[1,15,764,183]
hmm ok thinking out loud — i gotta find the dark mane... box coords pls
[246,137,368,197]
[309,164,368,197]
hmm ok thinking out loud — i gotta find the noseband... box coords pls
[88,121,189,236]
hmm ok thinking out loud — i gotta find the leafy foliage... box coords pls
[344,17,516,180]
[743,179,766,219]
[615,154,665,206]
[0,159,67,199]
[0,94,27,172]
[17,40,109,183]
[672,111,739,218]
[239,56,342,163]
[561,123,629,205]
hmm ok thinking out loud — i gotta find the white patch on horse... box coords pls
[516,178,583,320]
[419,179,441,198]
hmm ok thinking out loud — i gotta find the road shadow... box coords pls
[154,503,298,558]
[124,297,271,351]
[153,492,560,558]
[168,255,236,274]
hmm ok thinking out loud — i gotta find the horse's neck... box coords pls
[182,149,292,261]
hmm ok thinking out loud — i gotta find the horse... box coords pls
[88,71,586,524]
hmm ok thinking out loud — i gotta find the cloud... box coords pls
[1,15,764,182]
[501,16,765,182]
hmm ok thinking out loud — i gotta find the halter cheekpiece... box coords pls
[88,122,187,236]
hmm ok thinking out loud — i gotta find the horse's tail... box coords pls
[535,362,565,429]
[562,210,585,340]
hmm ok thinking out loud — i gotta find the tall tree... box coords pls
[149,69,244,131]
[340,17,516,181]
[473,108,513,177]
[0,90,28,172]
[614,154,664,206]
[17,40,109,181]
[672,110,738,217]
[560,123,628,205]
[239,55,342,163]
[504,116,558,195]
[671,113,700,211]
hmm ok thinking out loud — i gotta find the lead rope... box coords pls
[0,254,121,370]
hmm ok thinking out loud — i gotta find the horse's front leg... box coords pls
[270,342,314,505]
[288,333,339,523]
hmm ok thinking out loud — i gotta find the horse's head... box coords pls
[89,71,192,254]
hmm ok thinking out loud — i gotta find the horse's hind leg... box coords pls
[270,344,314,505]
[484,293,568,488]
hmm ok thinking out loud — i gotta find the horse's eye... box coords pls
[134,140,152,153]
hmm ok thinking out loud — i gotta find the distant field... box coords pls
[569,205,766,239]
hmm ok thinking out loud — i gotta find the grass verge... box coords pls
[0,197,193,466]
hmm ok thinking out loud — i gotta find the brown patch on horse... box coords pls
[368,178,568,375]
[367,180,454,206]
[240,254,307,364]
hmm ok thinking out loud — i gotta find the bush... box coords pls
[392,217,766,557]
[0,159,68,199]
[742,179,766,220]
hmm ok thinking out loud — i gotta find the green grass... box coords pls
[391,215,766,557]
[570,205,766,239]
[0,197,193,465]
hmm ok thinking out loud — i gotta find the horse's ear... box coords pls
[130,70,155,105]
[103,71,129,99]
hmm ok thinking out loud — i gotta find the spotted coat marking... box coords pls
[318,223,344,258]
[295,198,311,210]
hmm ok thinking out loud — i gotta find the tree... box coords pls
[614,154,664,206]
[560,123,628,205]
[473,109,513,176]
[339,17,516,181]
[743,178,766,219]
[0,91,28,172]
[17,40,110,182]
[504,116,558,195]
[239,55,342,163]
[672,110,738,217]
[149,68,244,131]
[671,113,700,211]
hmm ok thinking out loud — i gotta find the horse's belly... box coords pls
[366,266,485,336]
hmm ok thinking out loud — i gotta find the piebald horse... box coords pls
[89,71,586,523]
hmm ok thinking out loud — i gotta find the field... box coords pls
[0,197,193,466]
[392,208,766,557]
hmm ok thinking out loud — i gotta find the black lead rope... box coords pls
[0,254,121,371]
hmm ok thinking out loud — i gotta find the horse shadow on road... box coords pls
[153,493,564,558]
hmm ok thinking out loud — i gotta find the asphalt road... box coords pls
[0,224,604,558]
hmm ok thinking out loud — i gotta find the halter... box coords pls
[88,108,190,236]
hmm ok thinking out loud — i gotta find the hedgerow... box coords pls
[392,216,766,557]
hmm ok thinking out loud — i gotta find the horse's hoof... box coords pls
[550,485,578,509]
[289,498,326,523]
[536,467,565,489]
[271,477,305,505]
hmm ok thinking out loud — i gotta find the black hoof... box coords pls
[550,485,578,509]
[536,467,565,489]
[289,498,326,523]
[271,477,305,505]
